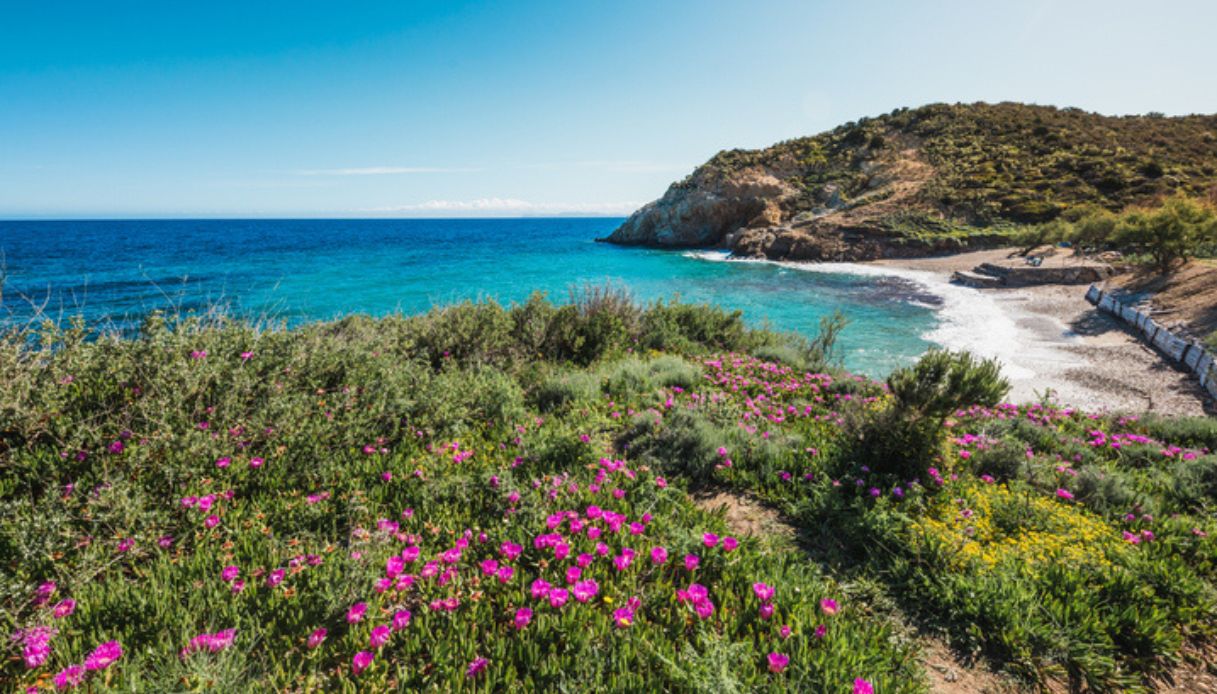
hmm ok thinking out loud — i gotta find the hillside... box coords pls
[4,299,1217,691]
[603,102,1217,261]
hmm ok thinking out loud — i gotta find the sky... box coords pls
[1,0,1215,219]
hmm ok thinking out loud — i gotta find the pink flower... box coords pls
[215,456,231,469]
[752,582,775,603]
[721,536,738,552]
[1056,488,1074,501]
[466,657,489,678]
[369,625,391,649]
[84,640,122,670]
[307,628,327,649]
[572,579,599,603]
[54,664,86,689]
[52,599,76,619]
[694,598,715,619]
[780,624,792,639]
[392,610,412,631]
[759,603,775,620]
[650,546,669,564]
[347,602,368,623]
[496,565,514,583]
[530,578,553,599]
[702,532,719,548]
[352,650,374,675]
[221,565,240,583]
[814,624,827,639]
[613,606,635,628]
[820,598,839,616]
[767,652,789,673]
[514,607,532,630]
[266,568,285,587]
[204,515,220,529]
[240,351,254,361]
[854,678,874,694]
[548,588,569,608]
[249,457,264,469]
[684,554,700,571]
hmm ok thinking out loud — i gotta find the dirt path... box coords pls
[694,490,1020,693]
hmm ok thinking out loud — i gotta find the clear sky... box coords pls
[2,0,1215,218]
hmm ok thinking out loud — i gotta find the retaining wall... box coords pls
[1085,284,1217,400]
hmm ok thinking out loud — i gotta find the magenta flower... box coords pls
[307,628,327,649]
[814,624,827,639]
[215,456,231,469]
[249,457,264,469]
[266,568,285,587]
[392,610,412,631]
[548,588,570,608]
[352,650,374,675]
[54,664,86,689]
[684,554,700,571]
[514,607,533,630]
[650,546,669,564]
[722,536,739,552]
[204,514,220,529]
[84,640,122,671]
[466,657,489,678]
[694,599,715,620]
[347,602,368,623]
[240,351,254,361]
[500,541,523,560]
[702,532,719,548]
[221,565,240,583]
[767,652,789,673]
[612,606,635,628]
[369,625,391,649]
[780,624,792,639]
[854,678,874,694]
[752,582,775,603]
[572,579,599,603]
[52,599,77,619]
[820,598,839,616]
[1056,488,1075,501]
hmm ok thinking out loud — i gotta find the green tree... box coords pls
[1113,195,1217,272]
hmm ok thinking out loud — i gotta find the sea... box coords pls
[0,217,1002,377]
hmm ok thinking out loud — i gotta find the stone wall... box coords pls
[1086,284,1217,400]
[978,263,1113,287]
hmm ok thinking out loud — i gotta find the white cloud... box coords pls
[362,198,641,216]
[292,166,480,176]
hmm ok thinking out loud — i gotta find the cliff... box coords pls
[602,102,1217,261]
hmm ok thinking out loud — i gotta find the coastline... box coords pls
[868,249,1211,417]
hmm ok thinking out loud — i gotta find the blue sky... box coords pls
[2,0,1215,218]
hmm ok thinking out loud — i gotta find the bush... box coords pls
[855,350,1009,480]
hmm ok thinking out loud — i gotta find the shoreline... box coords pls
[868,249,1211,417]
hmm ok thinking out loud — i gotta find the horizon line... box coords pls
[0,214,632,222]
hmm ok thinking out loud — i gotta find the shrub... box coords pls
[856,350,1009,480]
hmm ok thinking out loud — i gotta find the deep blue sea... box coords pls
[0,218,944,375]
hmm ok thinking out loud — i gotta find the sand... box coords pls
[869,249,1211,417]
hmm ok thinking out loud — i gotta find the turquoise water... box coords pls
[0,218,938,375]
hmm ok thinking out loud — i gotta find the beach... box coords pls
[870,248,1212,417]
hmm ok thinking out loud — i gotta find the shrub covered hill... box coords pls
[602,102,1217,260]
[5,295,1217,691]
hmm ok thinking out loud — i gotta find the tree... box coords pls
[1113,195,1217,273]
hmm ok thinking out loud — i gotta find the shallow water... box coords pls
[0,218,941,376]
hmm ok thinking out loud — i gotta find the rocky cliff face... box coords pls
[601,102,1217,261]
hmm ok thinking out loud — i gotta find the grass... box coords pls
[3,297,1216,692]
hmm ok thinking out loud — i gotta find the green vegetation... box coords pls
[672,102,1217,251]
[3,296,1216,691]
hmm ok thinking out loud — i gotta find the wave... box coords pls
[680,251,1076,381]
